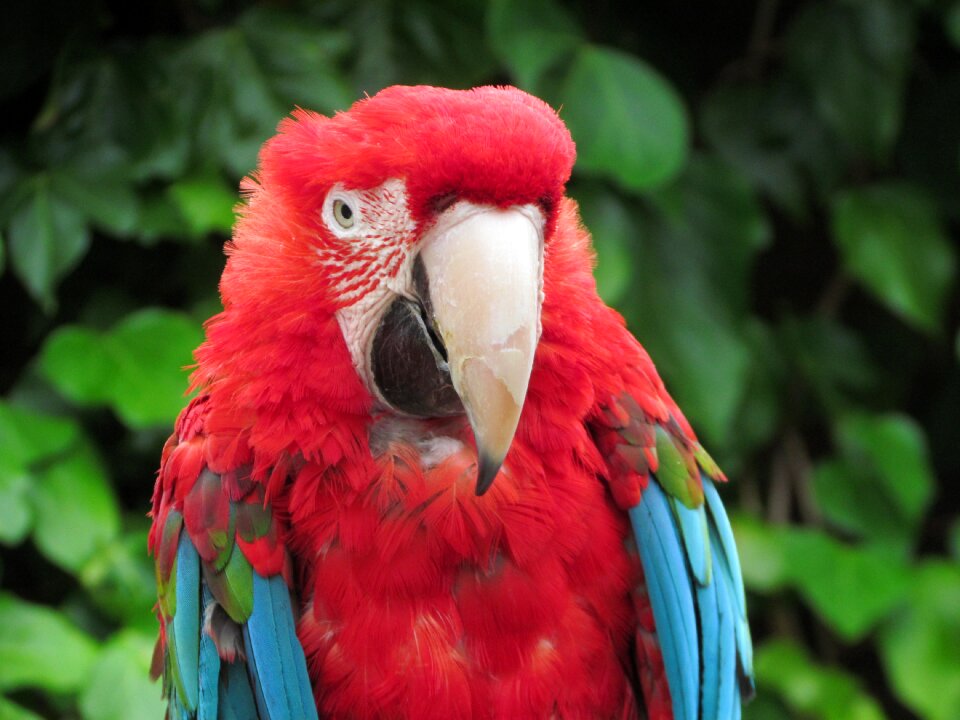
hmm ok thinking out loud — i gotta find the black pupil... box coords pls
[339,203,353,220]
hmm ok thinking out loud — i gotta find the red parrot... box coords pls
[150,85,753,720]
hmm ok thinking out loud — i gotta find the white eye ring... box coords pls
[323,187,363,237]
[332,199,355,228]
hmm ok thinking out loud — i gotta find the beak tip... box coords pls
[475,453,502,496]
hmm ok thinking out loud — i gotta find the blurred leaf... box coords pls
[779,316,879,412]
[169,7,352,178]
[561,46,689,191]
[237,7,353,113]
[36,326,112,405]
[650,155,771,313]
[879,561,960,720]
[813,413,935,551]
[0,459,31,545]
[0,697,43,720]
[756,639,886,720]
[487,0,582,91]
[571,182,635,305]
[947,2,960,48]
[0,402,79,471]
[79,630,165,720]
[897,73,960,219]
[831,182,954,332]
[626,156,770,444]
[0,151,24,226]
[727,321,787,463]
[168,175,237,237]
[80,530,158,631]
[137,192,192,243]
[702,81,819,217]
[0,404,82,546]
[0,593,98,693]
[632,271,750,446]
[399,0,498,89]
[950,520,960,561]
[8,177,91,310]
[733,515,910,640]
[31,442,120,573]
[50,169,140,236]
[786,0,914,161]
[741,692,792,720]
[39,308,203,427]
[172,29,287,176]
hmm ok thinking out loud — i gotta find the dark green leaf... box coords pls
[879,562,960,720]
[950,520,960,561]
[779,316,879,412]
[831,183,954,332]
[80,530,158,631]
[49,170,140,237]
[237,7,353,114]
[631,267,751,446]
[649,155,771,313]
[786,0,914,161]
[946,2,960,49]
[561,46,689,191]
[755,639,886,720]
[8,178,90,310]
[0,594,98,693]
[79,631,166,720]
[622,156,770,445]
[487,0,582,91]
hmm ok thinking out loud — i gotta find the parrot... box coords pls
[150,85,754,720]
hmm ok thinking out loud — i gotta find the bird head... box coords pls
[209,86,576,493]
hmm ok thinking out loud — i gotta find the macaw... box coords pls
[150,85,753,720]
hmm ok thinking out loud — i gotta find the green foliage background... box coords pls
[1,0,958,717]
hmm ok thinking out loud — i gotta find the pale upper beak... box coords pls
[417,202,543,494]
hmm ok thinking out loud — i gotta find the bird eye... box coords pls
[332,199,355,228]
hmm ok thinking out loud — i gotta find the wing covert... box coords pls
[150,398,317,720]
[592,390,754,720]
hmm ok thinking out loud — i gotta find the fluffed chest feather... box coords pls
[284,417,642,719]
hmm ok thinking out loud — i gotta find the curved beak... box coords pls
[417,203,543,495]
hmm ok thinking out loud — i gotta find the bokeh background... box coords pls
[1,0,958,718]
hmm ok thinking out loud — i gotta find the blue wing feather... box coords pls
[630,483,699,720]
[696,565,720,717]
[271,575,318,718]
[219,656,259,720]
[169,532,318,719]
[670,499,711,586]
[703,480,755,693]
[710,554,738,719]
[197,587,221,720]
[629,475,753,720]
[243,574,319,720]
[172,536,201,712]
